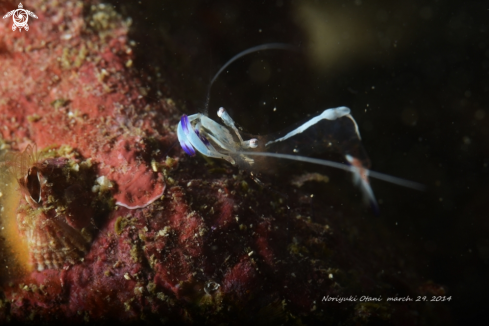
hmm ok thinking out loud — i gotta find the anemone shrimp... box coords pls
[176,44,424,212]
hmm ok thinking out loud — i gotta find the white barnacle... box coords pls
[70,163,80,172]
[204,281,220,295]
[95,176,113,192]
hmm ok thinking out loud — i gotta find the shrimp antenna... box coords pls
[235,151,426,191]
[204,43,297,115]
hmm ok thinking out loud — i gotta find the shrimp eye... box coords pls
[26,167,42,203]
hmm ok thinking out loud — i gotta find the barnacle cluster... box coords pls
[0,144,112,278]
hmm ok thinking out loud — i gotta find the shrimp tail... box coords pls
[345,154,379,214]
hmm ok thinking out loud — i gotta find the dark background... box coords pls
[107,0,489,324]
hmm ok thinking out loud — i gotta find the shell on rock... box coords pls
[12,145,110,271]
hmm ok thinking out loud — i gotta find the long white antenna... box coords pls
[204,43,296,114]
[236,151,426,191]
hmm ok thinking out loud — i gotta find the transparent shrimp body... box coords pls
[175,43,424,211]
[177,105,385,208]
[177,109,258,167]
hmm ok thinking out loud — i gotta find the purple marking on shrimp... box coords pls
[200,134,211,146]
[178,115,196,155]
[181,115,190,134]
[180,139,196,156]
[194,129,211,146]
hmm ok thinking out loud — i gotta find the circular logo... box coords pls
[13,9,28,29]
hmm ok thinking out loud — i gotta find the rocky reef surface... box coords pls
[0,1,449,324]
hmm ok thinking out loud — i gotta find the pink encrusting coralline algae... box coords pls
[0,1,448,324]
